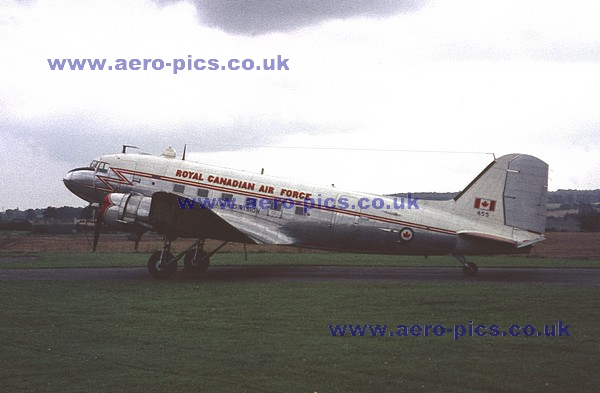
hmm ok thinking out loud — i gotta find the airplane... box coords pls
[63,146,548,279]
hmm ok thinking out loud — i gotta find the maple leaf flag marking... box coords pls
[474,198,496,211]
[400,227,414,241]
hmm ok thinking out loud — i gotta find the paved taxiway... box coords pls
[0,266,598,286]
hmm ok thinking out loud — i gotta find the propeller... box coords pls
[92,205,102,252]
[89,202,102,252]
[91,195,111,252]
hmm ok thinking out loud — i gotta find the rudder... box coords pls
[503,154,548,233]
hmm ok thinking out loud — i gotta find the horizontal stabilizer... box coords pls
[457,231,517,245]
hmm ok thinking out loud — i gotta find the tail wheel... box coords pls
[148,251,177,279]
[184,249,210,278]
[462,261,478,277]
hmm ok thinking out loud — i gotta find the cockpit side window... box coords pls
[96,162,109,173]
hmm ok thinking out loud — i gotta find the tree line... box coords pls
[1,189,599,232]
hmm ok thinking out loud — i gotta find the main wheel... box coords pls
[462,261,478,277]
[148,251,177,279]
[183,249,210,278]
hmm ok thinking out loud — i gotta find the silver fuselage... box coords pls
[64,152,543,256]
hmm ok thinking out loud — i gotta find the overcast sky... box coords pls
[1,0,599,209]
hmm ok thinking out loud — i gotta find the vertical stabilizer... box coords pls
[452,154,548,234]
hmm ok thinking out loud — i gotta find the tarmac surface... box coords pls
[0,265,599,286]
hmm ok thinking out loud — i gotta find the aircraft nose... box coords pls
[62,170,77,192]
[62,171,74,184]
[63,167,97,202]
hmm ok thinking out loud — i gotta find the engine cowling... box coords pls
[98,191,253,242]
[102,193,153,229]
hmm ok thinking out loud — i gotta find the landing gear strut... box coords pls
[453,254,478,277]
[148,237,177,279]
[147,237,228,279]
[184,246,210,277]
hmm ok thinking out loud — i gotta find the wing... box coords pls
[148,192,255,243]
[149,192,296,244]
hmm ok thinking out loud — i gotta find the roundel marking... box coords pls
[400,227,414,241]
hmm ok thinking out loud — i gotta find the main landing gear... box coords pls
[147,236,228,279]
[453,254,478,277]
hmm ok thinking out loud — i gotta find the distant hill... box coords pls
[387,192,457,201]
[389,189,600,206]
[388,189,600,232]
[547,189,600,208]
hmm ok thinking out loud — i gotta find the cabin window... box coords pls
[245,198,257,209]
[197,188,209,197]
[221,193,233,202]
[271,199,282,211]
[173,184,185,193]
[295,206,305,215]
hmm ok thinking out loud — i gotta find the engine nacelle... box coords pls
[102,193,153,228]
[98,191,253,241]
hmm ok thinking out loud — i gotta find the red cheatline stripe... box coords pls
[101,167,458,236]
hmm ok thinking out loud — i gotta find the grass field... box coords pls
[0,278,598,392]
[0,252,599,392]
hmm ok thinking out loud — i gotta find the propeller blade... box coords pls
[92,205,102,252]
